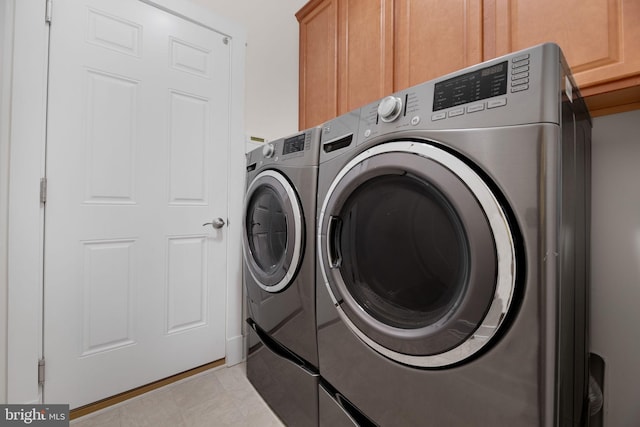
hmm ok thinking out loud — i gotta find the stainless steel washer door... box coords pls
[244,170,304,293]
[317,140,519,367]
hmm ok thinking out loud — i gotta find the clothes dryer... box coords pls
[244,128,321,427]
[316,43,591,426]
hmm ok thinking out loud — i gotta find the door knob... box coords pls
[203,218,225,229]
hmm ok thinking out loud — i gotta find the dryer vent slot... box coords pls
[320,379,377,426]
[247,318,319,376]
[246,163,257,172]
[323,134,353,153]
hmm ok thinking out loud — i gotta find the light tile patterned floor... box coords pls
[70,363,285,427]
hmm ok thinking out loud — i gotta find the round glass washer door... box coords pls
[317,140,518,368]
[243,170,304,293]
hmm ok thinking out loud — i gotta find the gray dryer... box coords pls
[315,43,591,426]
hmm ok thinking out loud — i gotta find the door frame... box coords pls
[3,0,246,404]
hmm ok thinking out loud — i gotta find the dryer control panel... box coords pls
[432,60,509,112]
[355,43,576,140]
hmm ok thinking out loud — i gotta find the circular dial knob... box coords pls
[262,143,275,158]
[378,96,403,122]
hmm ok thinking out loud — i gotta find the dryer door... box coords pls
[318,141,520,367]
[244,170,304,292]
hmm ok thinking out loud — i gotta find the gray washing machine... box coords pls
[243,128,321,427]
[315,43,591,426]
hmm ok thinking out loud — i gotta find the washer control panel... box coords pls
[282,132,308,155]
[247,127,321,169]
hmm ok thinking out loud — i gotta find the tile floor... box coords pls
[70,363,285,427]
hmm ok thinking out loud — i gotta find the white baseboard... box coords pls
[226,335,244,366]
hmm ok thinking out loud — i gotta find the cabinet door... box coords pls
[485,0,640,113]
[298,0,393,129]
[298,0,339,130]
[338,0,394,114]
[394,0,483,90]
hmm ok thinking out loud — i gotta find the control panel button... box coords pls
[364,129,372,138]
[487,98,507,109]
[431,112,446,121]
[512,71,529,80]
[511,77,529,86]
[511,85,529,93]
[448,108,464,118]
[512,65,529,73]
[512,53,530,62]
[378,96,403,122]
[466,103,485,113]
[411,116,421,126]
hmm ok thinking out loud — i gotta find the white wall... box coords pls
[591,109,640,426]
[0,0,13,404]
[189,0,308,147]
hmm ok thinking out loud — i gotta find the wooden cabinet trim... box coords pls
[296,0,331,20]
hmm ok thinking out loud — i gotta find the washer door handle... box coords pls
[327,216,343,268]
[203,217,225,229]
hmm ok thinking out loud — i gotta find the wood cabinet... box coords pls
[297,0,640,128]
[394,0,483,90]
[298,0,339,130]
[297,0,393,129]
[484,0,640,116]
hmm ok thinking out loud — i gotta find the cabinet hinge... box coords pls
[38,358,45,385]
[40,178,47,204]
[45,0,53,24]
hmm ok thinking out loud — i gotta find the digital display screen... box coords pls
[433,61,508,111]
[283,133,306,155]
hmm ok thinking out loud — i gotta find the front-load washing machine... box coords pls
[244,128,321,427]
[316,43,591,426]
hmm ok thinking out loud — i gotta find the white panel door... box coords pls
[44,0,230,408]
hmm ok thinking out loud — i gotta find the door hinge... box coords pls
[45,0,53,24]
[38,358,45,385]
[40,178,47,204]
